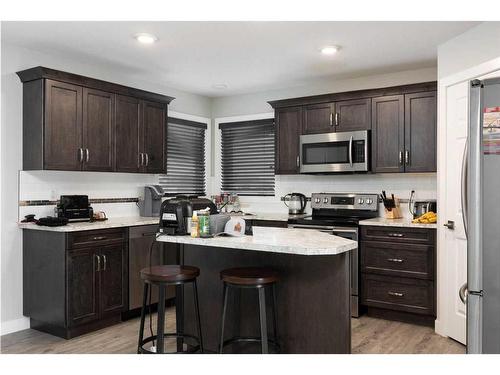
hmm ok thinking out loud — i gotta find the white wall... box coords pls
[438,22,500,79]
[0,42,212,334]
[211,67,437,117]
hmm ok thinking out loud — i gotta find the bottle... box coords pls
[198,208,211,238]
[190,211,199,238]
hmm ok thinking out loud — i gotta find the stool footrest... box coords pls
[221,336,280,353]
[138,333,201,354]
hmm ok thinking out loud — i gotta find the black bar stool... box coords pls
[218,267,280,354]
[137,265,203,354]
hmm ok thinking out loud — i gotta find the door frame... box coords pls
[436,56,500,339]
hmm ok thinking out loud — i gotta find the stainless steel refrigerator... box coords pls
[464,78,500,354]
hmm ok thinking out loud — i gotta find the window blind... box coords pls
[159,117,207,196]
[219,118,275,196]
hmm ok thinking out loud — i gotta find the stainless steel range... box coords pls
[288,192,379,317]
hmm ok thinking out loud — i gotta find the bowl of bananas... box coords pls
[412,211,437,224]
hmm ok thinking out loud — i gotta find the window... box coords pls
[159,117,207,196]
[219,118,275,196]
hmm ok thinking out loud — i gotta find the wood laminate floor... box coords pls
[1,308,465,354]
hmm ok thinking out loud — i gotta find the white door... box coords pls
[442,81,468,344]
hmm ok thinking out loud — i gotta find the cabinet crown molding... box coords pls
[268,81,437,109]
[17,66,175,105]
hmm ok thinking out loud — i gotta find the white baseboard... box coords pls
[1,317,30,336]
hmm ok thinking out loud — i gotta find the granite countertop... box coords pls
[156,226,356,256]
[359,217,437,229]
[18,216,159,232]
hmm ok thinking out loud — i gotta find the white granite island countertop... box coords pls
[18,216,159,232]
[359,217,437,229]
[156,226,356,256]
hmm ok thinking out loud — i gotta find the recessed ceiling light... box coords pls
[134,33,158,44]
[212,83,228,90]
[321,45,339,55]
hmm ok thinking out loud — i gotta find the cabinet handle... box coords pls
[399,151,403,165]
[92,236,107,241]
[405,150,410,165]
[335,112,339,126]
[95,255,101,272]
[388,291,404,297]
[139,153,144,166]
[145,153,149,166]
[78,148,84,163]
[296,155,300,168]
[102,254,107,271]
[387,233,404,238]
[387,258,404,263]
[329,113,333,126]
[85,148,90,162]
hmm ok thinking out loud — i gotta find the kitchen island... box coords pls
[157,227,356,354]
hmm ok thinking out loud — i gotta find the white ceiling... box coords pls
[2,21,478,97]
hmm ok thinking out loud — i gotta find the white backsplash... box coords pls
[237,173,437,219]
[18,170,158,220]
[18,171,437,221]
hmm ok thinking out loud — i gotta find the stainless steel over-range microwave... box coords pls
[299,130,370,173]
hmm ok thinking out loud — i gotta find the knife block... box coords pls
[384,199,402,219]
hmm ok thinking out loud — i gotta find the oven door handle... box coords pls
[288,224,334,231]
[349,135,353,167]
[332,228,358,234]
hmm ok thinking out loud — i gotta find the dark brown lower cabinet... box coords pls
[360,225,436,326]
[67,247,99,326]
[24,228,127,339]
[127,225,175,312]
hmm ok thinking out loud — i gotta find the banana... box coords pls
[412,211,437,224]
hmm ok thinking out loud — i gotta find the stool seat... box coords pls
[220,267,279,286]
[140,265,200,283]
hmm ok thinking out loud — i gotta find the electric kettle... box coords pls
[283,192,307,215]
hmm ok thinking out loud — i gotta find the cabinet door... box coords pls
[142,100,167,174]
[99,244,127,317]
[335,98,371,132]
[404,91,437,172]
[128,226,165,310]
[372,95,405,173]
[67,248,99,326]
[276,106,303,174]
[303,102,335,134]
[114,95,141,173]
[44,80,83,170]
[82,88,114,171]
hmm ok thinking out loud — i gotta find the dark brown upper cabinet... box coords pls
[372,95,405,173]
[114,95,142,173]
[141,100,167,174]
[17,67,173,173]
[82,88,114,171]
[404,92,437,173]
[334,98,371,132]
[270,82,437,175]
[44,80,83,170]
[372,92,437,173]
[303,102,335,134]
[275,106,303,174]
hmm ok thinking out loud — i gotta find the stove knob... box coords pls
[358,198,364,204]
[366,198,373,205]
[323,198,329,204]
